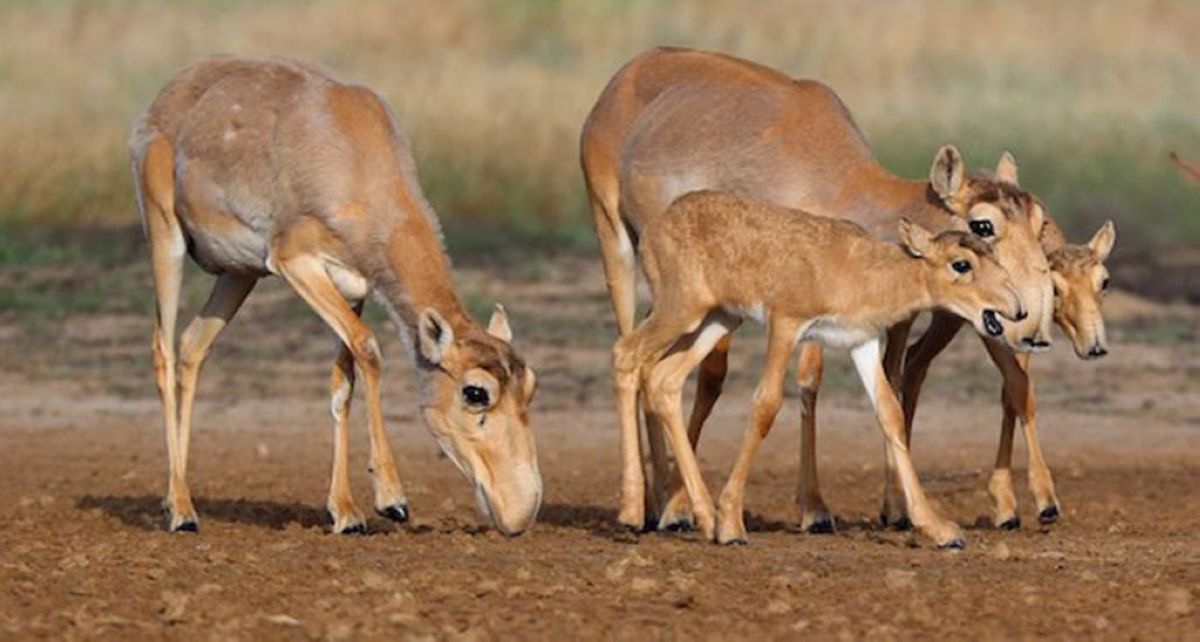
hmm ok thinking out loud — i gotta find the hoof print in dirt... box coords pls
[1038,505,1060,524]
[998,516,1021,531]
[378,503,410,523]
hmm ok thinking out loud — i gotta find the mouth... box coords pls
[1019,336,1051,353]
[473,484,503,532]
[982,310,1004,337]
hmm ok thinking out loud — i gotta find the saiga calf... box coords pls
[614,191,1025,547]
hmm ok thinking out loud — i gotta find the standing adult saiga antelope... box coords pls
[580,47,1055,534]
[130,57,541,536]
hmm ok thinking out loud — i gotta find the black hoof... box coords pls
[939,538,966,550]
[721,538,748,546]
[171,521,198,534]
[998,516,1021,531]
[892,516,913,532]
[378,503,410,523]
[339,522,368,535]
[806,518,836,535]
[662,518,694,532]
[1038,505,1060,525]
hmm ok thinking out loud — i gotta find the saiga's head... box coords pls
[416,305,541,535]
[929,146,1054,352]
[899,219,1026,343]
[1048,221,1116,359]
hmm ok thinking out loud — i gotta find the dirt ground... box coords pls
[1,254,1198,640]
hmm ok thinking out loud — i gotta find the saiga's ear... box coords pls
[1088,220,1116,262]
[898,218,937,258]
[487,303,513,343]
[995,151,1019,186]
[418,308,455,364]
[930,144,966,205]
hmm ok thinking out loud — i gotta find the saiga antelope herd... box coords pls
[132,48,1117,549]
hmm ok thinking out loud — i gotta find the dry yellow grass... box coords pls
[1,0,1197,245]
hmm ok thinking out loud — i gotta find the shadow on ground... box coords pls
[76,494,328,532]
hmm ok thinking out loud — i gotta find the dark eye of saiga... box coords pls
[969,220,995,238]
[951,260,972,274]
[463,385,490,407]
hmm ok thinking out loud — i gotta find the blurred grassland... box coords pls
[0,0,1198,253]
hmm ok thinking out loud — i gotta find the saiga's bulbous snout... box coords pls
[474,465,543,536]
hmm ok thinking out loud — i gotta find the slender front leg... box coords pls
[886,313,962,527]
[275,253,408,529]
[794,341,834,533]
[851,339,964,548]
[983,342,1060,524]
[879,318,915,528]
[989,385,1020,529]
[327,301,369,533]
[642,318,734,541]
[715,319,797,544]
[658,334,732,531]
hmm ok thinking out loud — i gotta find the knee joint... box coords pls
[352,336,382,374]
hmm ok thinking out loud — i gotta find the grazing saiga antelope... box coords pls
[616,190,1025,546]
[580,47,1053,533]
[130,57,541,535]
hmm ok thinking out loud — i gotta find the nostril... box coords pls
[1088,345,1108,358]
[1015,308,1028,321]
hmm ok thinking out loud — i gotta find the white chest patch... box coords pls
[797,317,876,349]
[322,256,371,302]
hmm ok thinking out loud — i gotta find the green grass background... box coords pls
[1,0,1197,263]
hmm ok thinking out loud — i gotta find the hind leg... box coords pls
[136,136,196,532]
[176,273,257,495]
[590,191,651,529]
[657,334,732,531]
[641,316,735,541]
